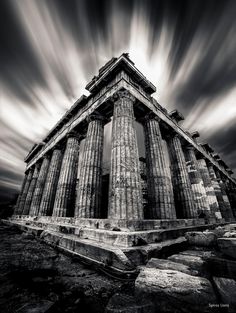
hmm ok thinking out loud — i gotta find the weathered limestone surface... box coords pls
[212,277,236,311]
[135,267,216,313]
[223,179,236,218]
[14,173,28,214]
[185,231,217,247]
[184,147,210,217]
[142,114,176,219]
[22,164,41,215]
[17,169,34,214]
[215,169,234,219]
[208,164,233,220]
[108,90,143,220]
[75,114,105,218]
[53,133,80,217]
[39,147,63,216]
[167,134,197,218]
[29,155,51,216]
[218,238,236,259]
[197,158,221,218]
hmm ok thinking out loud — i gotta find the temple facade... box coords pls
[10,54,236,272]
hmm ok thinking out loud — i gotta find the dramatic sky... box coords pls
[0,0,236,203]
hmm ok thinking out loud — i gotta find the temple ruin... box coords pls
[9,53,236,274]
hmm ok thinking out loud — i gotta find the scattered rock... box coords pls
[212,277,236,312]
[146,258,199,276]
[105,293,154,313]
[168,253,206,274]
[218,238,236,259]
[185,231,217,247]
[213,226,225,238]
[223,231,236,238]
[135,267,217,313]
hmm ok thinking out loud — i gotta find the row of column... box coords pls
[14,90,236,221]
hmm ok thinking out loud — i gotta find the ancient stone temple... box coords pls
[9,53,236,274]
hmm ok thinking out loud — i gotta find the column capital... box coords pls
[66,131,84,141]
[86,112,110,124]
[111,89,135,103]
[137,112,161,124]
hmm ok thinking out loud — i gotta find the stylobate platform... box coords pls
[2,216,232,277]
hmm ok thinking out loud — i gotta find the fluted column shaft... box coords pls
[53,133,80,217]
[29,155,51,216]
[142,114,176,219]
[22,164,41,215]
[39,147,63,216]
[197,158,221,218]
[184,147,211,217]
[14,173,28,214]
[223,179,236,218]
[207,163,233,220]
[75,115,105,218]
[167,135,196,218]
[108,90,143,220]
[214,168,233,219]
[16,169,34,214]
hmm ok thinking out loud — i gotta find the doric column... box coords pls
[39,146,63,216]
[214,168,234,219]
[15,169,33,215]
[141,113,176,219]
[222,179,236,218]
[29,155,51,216]
[167,134,197,218]
[197,158,221,218]
[184,147,211,217]
[108,90,143,220]
[22,163,41,215]
[52,132,81,217]
[14,173,28,215]
[75,114,106,218]
[207,163,233,220]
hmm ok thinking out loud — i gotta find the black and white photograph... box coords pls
[0,0,236,312]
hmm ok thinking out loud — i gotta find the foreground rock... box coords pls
[146,258,199,276]
[0,223,132,313]
[212,277,236,312]
[105,293,154,313]
[185,231,217,247]
[135,267,217,313]
[168,253,207,274]
[217,238,236,259]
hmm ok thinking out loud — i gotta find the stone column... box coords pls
[197,158,221,218]
[214,168,234,219]
[75,114,106,218]
[52,132,81,217]
[22,163,41,215]
[16,169,34,215]
[207,163,233,220]
[39,146,63,216]
[108,90,143,220]
[142,113,176,219]
[14,173,28,215]
[184,147,211,217]
[167,134,197,218]
[29,155,51,216]
[222,179,236,218]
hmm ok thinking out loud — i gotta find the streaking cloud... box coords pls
[0,0,236,202]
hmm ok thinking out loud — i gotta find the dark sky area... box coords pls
[0,0,236,203]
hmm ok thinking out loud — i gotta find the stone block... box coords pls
[146,257,199,276]
[105,293,154,313]
[212,277,236,312]
[135,267,217,313]
[168,253,206,274]
[217,238,236,259]
[185,231,217,246]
